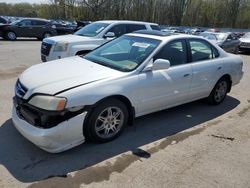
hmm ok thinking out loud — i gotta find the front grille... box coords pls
[241,42,250,46]
[15,80,27,98]
[41,42,52,56]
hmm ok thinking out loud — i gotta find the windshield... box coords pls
[74,22,109,37]
[11,20,22,25]
[84,35,161,72]
[214,33,227,41]
[242,32,250,38]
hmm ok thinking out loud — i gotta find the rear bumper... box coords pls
[12,107,86,153]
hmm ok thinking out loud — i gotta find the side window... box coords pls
[126,24,146,33]
[232,34,238,40]
[227,34,233,40]
[150,25,160,31]
[189,40,215,62]
[154,40,187,66]
[32,20,47,26]
[19,20,32,26]
[212,46,220,58]
[107,24,126,37]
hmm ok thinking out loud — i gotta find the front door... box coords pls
[138,39,192,115]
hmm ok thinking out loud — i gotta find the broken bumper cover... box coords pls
[12,107,87,153]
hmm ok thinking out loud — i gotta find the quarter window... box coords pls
[154,40,187,66]
[126,24,146,33]
[150,25,160,31]
[189,40,216,62]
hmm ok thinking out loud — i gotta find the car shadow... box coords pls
[0,96,240,183]
[0,37,39,41]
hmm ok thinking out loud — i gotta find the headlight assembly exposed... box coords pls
[53,42,68,52]
[28,95,67,111]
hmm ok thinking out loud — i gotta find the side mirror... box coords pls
[104,32,115,39]
[144,59,170,72]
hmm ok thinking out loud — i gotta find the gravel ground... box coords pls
[0,39,249,188]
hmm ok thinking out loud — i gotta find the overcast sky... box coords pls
[0,0,47,3]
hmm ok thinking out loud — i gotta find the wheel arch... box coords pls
[84,95,135,127]
[220,74,232,92]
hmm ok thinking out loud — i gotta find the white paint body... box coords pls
[13,33,244,153]
[42,20,158,62]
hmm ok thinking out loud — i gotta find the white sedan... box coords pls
[12,30,244,153]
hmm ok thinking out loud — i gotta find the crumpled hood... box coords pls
[19,56,122,99]
[43,34,100,44]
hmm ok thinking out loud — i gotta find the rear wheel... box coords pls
[6,31,16,40]
[84,99,128,143]
[207,77,229,105]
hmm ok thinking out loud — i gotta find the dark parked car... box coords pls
[0,18,57,40]
[0,16,7,24]
[75,20,91,31]
[199,32,240,54]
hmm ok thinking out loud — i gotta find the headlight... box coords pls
[53,42,68,52]
[28,95,67,111]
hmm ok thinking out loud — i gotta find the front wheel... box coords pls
[207,78,229,105]
[84,99,128,143]
[6,31,16,40]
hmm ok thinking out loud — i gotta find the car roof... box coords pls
[126,31,202,41]
[95,20,158,25]
[22,18,50,22]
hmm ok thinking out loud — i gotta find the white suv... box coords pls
[41,20,160,62]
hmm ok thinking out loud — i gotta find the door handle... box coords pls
[217,67,222,70]
[183,73,190,77]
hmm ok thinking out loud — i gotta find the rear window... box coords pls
[150,25,160,31]
[126,24,146,33]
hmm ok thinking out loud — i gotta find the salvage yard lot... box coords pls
[0,40,250,188]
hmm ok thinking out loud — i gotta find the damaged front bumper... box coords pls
[12,102,87,153]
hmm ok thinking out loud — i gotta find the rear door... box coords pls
[31,20,48,38]
[188,39,222,99]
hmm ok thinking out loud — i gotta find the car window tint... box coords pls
[154,40,187,66]
[33,20,47,26]
[107,24,126,37]
[227,34,233,40]
[212,46,219,58]
[126,24,146,33]
[150,25,160,31]
[190,40,213,62]
[19,20,32,26]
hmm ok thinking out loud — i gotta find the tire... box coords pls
[84,99,128,143]
[43,32,52,39]
[207,77,229,105]
[234,46,239,54]
[6,31,16,40]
